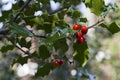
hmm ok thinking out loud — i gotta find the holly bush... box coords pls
[0,0,120,80]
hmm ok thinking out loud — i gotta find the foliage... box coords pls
[0,0,120,79]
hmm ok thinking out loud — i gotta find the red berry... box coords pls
[76,32,83,38]
[78,36,85,43]
[58,59,64,65]
[54,60,59,66]
[73,24,80,30]
[81,26,88,34]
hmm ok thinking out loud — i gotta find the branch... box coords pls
[0,28,9,35]
[5,36,29,55]
[34,35,48,38]
[13,0,32,21]
[49,7,68,15]
[88,19,104,29]
[10,0,32,55]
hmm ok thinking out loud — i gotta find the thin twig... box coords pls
[5,36,29,55]
[34,35,48,38]
[30,31,47,38]
[11,0,32,55]
[13,0,32,21]
[88,19,104,29]
[49,7,68,15]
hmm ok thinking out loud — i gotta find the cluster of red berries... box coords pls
[54,59,64,66]
[73,24,88,43]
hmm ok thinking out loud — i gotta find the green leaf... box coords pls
[55,20,69,28]
[0,45,14,53]
[15,56,28,65]
[33,16,44,26]
[33,15,53,33]
[62,0,81,6]
[58,10,67,19]
[8,22,33,37]
[73,10,81,18]
[38,45,50,59]
[38,0,49,4]
[0,10,12,21]
[80,18,88,22]
[35,63,54,77]
[108,22,120,34]
[42,34,66,44]
[85,0,105,16]
[53,38,68,54]
[99,23,107,28]
[66,7,73,16]
[18,38,31,49]
[100,22,120,34]
[73,42,89,67]
[69,0,81,5]
[23,16,36,26]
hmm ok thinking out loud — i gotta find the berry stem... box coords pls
[88,19,104,29]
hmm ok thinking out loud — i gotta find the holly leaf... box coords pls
[0,10,12,21]
[38,0,50,4]
[8,22,33,37]
[15,56,28,65]
[18,38,31,49]
[85,0,105,16]
[23,16,35,26]
[66,7,73,16]
[80,18,88,22]
[100,22,120,34]
[35,63,54,77]
[0,45,14,53]
[53,38,68,54]
[38,45,50,59]
[73,10,81,18]
[33,15,53,33]
[73,42,89,67]
[42,34,66,44]
[108,22,120,34]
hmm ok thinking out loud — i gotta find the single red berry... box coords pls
[54,60,59,66]
[76,32,83,38]
[78,36,85,43]
[81,25,88,34]
[73,24,80,30]
[58,59,64,65]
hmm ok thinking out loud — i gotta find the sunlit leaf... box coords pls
[85,0,105,16]
[73,42,89,67]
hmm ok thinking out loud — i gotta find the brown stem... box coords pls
[88,19,104,29]
[13,0,32,21]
